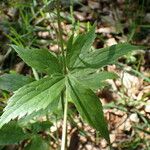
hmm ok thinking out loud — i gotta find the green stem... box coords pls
[61,93,68,150]
[56,1,68,149]
[61,91,64,112]
[32,68,39,80]
[70,0,75,25]
[56,0,67,74]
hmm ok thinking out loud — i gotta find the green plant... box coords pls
[0,1,140,149]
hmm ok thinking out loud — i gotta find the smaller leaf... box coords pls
[66,75,110,142]
[24,136,49,150]
[12,45,61,75]
[66,25,96,68]
[29,121,52,133]
[74,43,141,69]
[75,71,118,90]
[0,73,34,92]
[0,121,29,145]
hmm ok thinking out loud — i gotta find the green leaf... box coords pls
[74,71,118,90]
[0,73,34,92]
[18,98,59,125]
[66,25,96,68]
[25,136,49,150]
[66,34,74,52]
[29,121,52,133]
[0,75,65,128]
[71,68,96,77]
[0,146,4,150]
[12,45,61,75]
[73,43,140,69]
[66,75,110,142]
[0,121,29,145]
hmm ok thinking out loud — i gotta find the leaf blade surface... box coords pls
[0,121,29,145]
[66,26,96,68]
[12,45,61,74]
[66,75,110,142]
[0,73,34,92]
[74,43,140,69]
[0,75,65,128]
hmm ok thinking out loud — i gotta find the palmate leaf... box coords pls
[66,75,110,142]
[66,25,96,69]
[0,75,65,128]
[73,43,140,69]
[0,73,34,92]
[12,45,62,75]
[0,121,29,145]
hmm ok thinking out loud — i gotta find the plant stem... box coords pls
[56,0,67,74]
[70,0,75,25]
[61,91,65,112]
[61,94,68,150]
[56,0,64,53]
[32,68,39,80]
[56,1,68,149]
